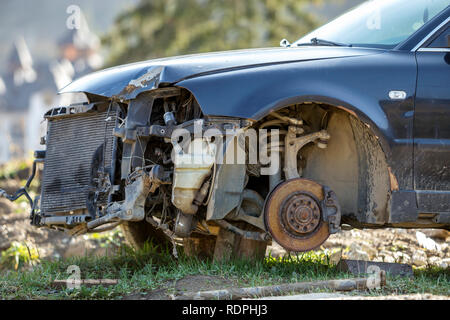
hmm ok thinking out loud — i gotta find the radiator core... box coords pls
[40,110,117,215]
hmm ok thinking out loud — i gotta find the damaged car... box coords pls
[2,0,449,256]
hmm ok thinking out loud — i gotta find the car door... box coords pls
[414,20,450,218]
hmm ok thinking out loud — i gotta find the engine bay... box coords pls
[1,87,342,252]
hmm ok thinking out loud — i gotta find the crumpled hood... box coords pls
[60,46,381,100]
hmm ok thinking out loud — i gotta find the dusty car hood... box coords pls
[60,47,381,100]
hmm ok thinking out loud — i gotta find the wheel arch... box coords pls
[252,94,393,163]
[258,100,393,226]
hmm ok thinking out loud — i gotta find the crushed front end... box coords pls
[1,86,341,253]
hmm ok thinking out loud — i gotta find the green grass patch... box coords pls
[377,267,450,296]
[0,243,448,300]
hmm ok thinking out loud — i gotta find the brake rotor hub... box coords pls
[265,178,331,252]
[281,193,321,236]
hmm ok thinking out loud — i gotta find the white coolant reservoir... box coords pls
[172,138,216,214]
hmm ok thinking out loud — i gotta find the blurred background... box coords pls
[0,0,363,164]
[0,1,449,274]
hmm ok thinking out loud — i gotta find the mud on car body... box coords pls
[2,0,450,253]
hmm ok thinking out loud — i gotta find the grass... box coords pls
[0,241,40,271]
[368,267,450,297]
[0,242,448,300]
[0,244,346,299]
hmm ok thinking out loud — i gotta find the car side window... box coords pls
[426,25,450,48]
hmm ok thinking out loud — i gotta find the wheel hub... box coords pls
[281,193,321,236]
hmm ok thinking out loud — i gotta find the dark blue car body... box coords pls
[60,7,450,224]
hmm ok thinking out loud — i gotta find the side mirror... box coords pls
[280,39,291,48]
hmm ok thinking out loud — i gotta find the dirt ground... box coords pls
[0,197,115,259]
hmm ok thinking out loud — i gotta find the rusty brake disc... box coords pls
[264,178,330,252]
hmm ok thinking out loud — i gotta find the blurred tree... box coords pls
[103,0,323,66]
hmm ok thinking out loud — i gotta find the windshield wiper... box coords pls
[296,37,352,47]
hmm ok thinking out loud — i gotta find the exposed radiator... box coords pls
[40,109,118,215]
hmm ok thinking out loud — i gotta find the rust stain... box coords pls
[388,166,399,191]
[336,105,358,118]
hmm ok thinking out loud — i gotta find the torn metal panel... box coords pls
[118,66,165,99]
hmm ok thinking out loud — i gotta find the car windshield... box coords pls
[293,0,450,49]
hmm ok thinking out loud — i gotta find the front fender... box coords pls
[177,51,417,190]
